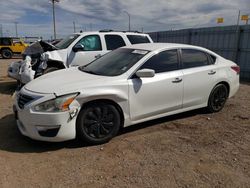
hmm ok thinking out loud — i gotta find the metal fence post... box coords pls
[187,29,192,44]
[234,26,241,63]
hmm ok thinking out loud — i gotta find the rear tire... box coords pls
[43,67,59,74]
[207,84,228,113]
[76,102,121,144]
[1,49,13,59]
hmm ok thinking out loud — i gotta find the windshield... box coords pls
[55,34,79,49]
[79,48,149,76]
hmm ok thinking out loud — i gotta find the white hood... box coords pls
[24,67,114,95]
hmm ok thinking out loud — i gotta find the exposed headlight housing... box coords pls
[40,53,49,62]
[39,54,49,70]
[34,93,78,112]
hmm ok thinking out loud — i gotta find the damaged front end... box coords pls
[7,40,58,86]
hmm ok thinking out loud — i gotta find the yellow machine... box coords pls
[0,37,28,59]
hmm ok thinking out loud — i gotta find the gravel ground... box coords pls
[0,58,249,188]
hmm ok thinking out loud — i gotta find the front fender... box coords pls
[76,88,130,126]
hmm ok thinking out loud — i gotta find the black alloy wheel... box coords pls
[76,103,121,144]
[207,84,228,112]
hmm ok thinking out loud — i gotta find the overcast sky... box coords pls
[0,0,249,39]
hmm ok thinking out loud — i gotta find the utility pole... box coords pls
[14,22,18,37]
[0,24,3,37]
[237,10,241,27]
[123,11,131,31]
[51,0,60,40]
[73,21,76,33]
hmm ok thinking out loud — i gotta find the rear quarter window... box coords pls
[127,35,150,44]
[181,49,211,69]
[208,54,217,64]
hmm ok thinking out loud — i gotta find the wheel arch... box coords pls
[214,81,230,97]
[46,60,66,69]
[207,81,230,112]
[0,47,12,53]
[77,99,125,128]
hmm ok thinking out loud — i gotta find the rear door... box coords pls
[180,49,218,108]
[104,34,126,51]
[128,49,183,121]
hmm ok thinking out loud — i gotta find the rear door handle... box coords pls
[208,70,216,75]
[172,77,182,83]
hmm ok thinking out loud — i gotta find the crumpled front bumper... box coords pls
[13,88,81,142]
[8,61,22,80]
[7,60,35,84]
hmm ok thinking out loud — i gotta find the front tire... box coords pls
[76,103,121,144]
[1,49,13,59]
[207,84,228,113]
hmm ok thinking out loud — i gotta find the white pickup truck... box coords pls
[8,30,153,85]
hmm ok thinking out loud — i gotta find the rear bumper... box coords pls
[229,75,240,98]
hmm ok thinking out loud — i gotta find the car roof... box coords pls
[73,31,150,36]
[123,43,217,54]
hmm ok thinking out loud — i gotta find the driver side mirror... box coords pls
[135,69,155,78]
[72,44,84,52]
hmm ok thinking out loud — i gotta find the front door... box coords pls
[128,49,183,121]
[180,49,218,108]
[68,35,107,67]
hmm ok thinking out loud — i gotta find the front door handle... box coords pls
[172,77,182,83]
[95,54,102,59]
[208,70,216,75]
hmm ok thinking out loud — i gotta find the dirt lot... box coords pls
[0,58,249,188]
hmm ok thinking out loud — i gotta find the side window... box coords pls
[105,35,126,50]
[181,49,210,69]
[77,35,102,51]
[139,50,179,73]
[127,35,150,44]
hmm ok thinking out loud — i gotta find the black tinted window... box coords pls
[0,38,11,45]
[182,49,209,68]
[55,34,79,49]
[105,35,126,50]
[127,35,150,44]
[140,50,179,73]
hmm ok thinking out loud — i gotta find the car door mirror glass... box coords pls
[73,44,85,52]
[136,69,155,78]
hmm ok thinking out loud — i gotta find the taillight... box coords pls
[231,65,240,74]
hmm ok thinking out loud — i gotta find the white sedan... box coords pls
[14,43,240,144]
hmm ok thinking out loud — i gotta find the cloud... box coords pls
[0,0,248,38]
